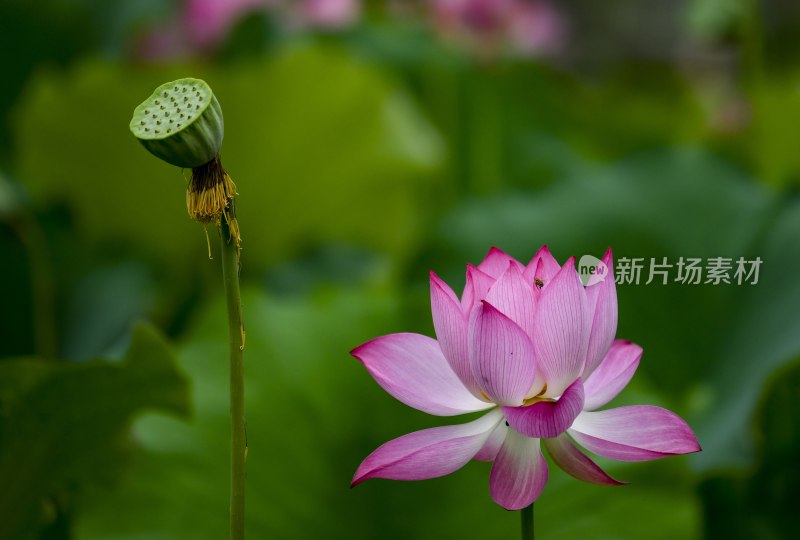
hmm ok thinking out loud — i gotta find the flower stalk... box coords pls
[521,503,534,540]
[220,215,246,540]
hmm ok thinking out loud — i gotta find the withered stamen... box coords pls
[186,154,241,250]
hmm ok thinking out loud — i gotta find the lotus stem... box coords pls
[521,503,534,540]
[9,215,57,359]
[220,214,246,540]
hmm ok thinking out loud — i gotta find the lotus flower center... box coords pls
[522,385,553,407]
[479,386,555,407]
[522,395,555,407]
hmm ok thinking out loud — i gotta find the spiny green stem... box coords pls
[220,217,246,540]
[521,503,534,540]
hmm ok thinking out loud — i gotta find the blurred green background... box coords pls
[1,1,799,538]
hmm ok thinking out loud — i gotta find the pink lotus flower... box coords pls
[430,0,564,58]
[351,246,700,510]
[139,0,360,59]
[184,0,270,49]
[293,0,361,29]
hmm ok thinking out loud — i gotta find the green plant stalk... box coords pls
[521,503,534,540]
[740,0,765,90]
[468,68,505,196]
[220,217,246,540]
[11,215,57,359]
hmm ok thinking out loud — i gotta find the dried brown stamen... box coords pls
[186,154,241,249]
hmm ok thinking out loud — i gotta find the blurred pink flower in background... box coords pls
[137,0,360,59]
[293,0,361,29]
[430,0,564,57]
[137,0,559,61]
[351,246,700,510]
[185,0,270,49]
[506,0,563,55]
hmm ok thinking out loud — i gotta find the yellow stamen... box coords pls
[186,155,241,251]
[187,173,236,223]
[522,384,551,406]
[522,395,555,407]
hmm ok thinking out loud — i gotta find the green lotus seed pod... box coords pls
[129,78,223,168]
